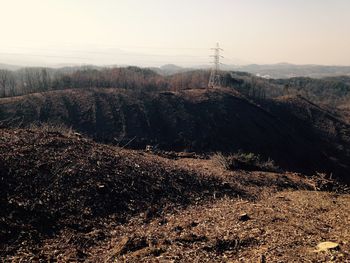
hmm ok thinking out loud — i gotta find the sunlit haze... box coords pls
[0,0,349,67]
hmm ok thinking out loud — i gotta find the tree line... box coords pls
[0,66,269,100]
[0,68,54,97]
[3,65,349,107]
[0,67,208,98]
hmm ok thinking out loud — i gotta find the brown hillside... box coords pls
[0,88,350,181]
[0,128,242,258]
[1,128,349,262]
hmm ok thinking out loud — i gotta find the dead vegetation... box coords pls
[1,85,350,262]
[89,191,350,262]
[0,127,244,260]
[1,88,350,182]
[0,127,349,262]
[211,152,279,172]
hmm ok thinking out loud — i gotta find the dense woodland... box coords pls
[1,66,350,107]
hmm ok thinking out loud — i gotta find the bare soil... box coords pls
[1,128,349,262]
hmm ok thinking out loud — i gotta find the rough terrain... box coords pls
[1,128,349,262]
[1,88,350,182]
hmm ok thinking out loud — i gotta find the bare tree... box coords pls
[38,68,51,92]
[0,69,16,97]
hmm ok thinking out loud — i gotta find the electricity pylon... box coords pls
[208,43,223,88]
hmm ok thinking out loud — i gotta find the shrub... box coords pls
[211,152,231,170]
[211,152,279,172]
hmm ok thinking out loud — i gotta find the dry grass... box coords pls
[211,152,280,172]
[28,123,75,137]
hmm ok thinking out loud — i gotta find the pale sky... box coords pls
[0,0,349,66]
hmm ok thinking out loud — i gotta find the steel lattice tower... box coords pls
[208,43,223,88]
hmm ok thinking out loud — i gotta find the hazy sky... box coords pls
[0,0,349,66]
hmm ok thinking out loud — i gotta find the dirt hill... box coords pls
[0,88,349,182]
[0,128,242,258]
[0,128,349,262]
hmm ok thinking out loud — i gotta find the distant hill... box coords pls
[2,61,350,79]
[228,63,350,79]
[1,87,349,182]
[269,76,350,107]
[159,63,350,79]
[0,63,21,71]
[155,64,192,75]
[2,64,350,112]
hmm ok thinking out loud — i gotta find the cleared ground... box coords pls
[1,128,349,262]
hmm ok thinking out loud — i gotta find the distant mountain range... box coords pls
[1,62,350,79]
[156,63,350,79]
[231,63,350,79]
[0,63,22,71]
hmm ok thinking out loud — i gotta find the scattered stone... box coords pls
[173,226,184,233]
[239,213,251,221]
[145,145,153,152]
[315,241,340,252]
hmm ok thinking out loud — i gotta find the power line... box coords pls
[208,43,224,88]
